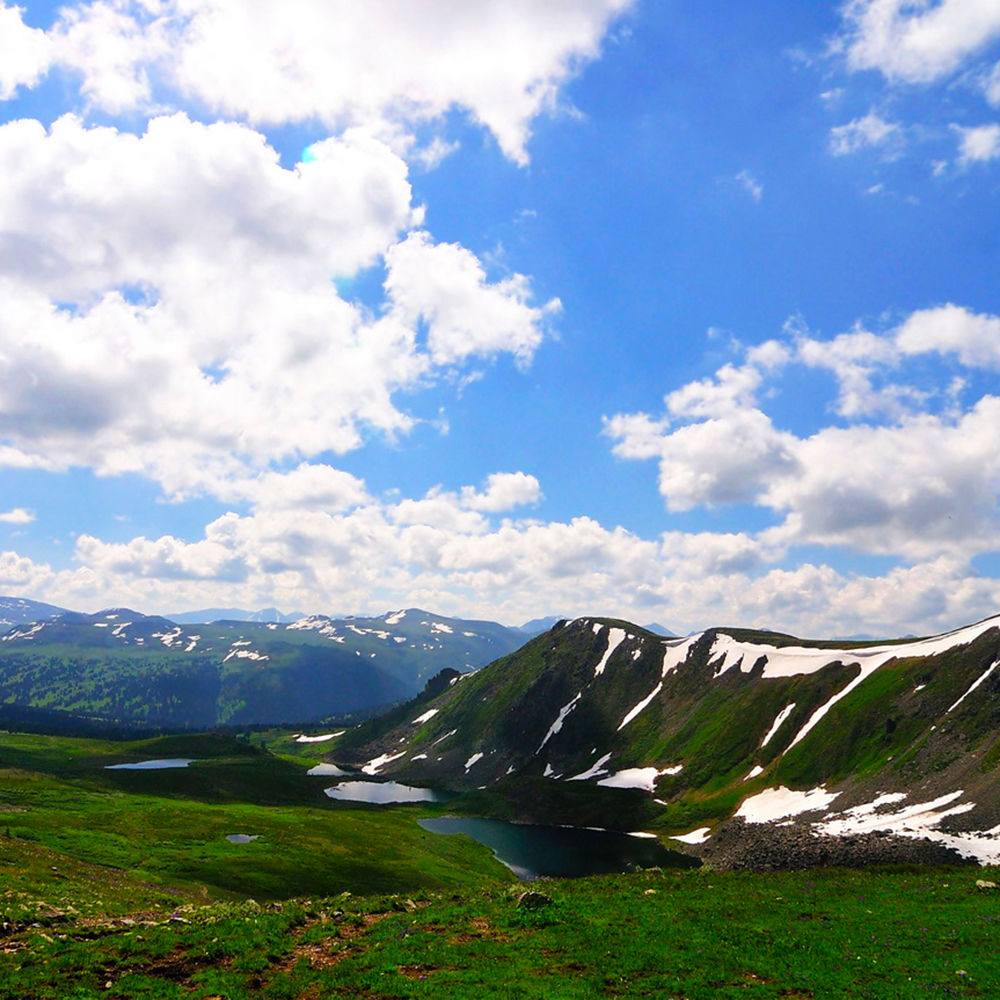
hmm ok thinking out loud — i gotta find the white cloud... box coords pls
[5,491,992,639]
[953,122,1000,163]
[0,507,34,524]
[45,0,634,164]
[735,169,763,202]
[0,114,554,500]
[838,0,1000,84]
[384,231,560,367]
[607,305,1000,561]
[829,111,901,155]
[0,4,51,99]
[984,61,1000,104]
[461,472,542,512]
[896,303,1000,365]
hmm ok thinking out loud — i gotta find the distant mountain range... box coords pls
[337,613,1000,866]
[0,604,529,728]
[0,596,71,628]
[166,607,306,624]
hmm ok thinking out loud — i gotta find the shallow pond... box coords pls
[105,758,198,770]
[418,816,699,879]
[226,834,261,843]
[307,762,352,777]
[324,780,448,804]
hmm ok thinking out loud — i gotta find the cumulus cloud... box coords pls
[607,304,1000,561]
[384,232,559,367]
[0,114,555,499]
[0,507,34,524]
[0,4,51,99]
[461,472,542,512]
[42,0,634,164]
[837,0,1000,84]
[4,492,991,639]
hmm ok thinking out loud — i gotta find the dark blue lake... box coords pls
[418,816,699,879]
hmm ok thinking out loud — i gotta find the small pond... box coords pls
[418,816,700,880]
[105,758,198,770]
[226,834,260,844]
[307,763,352,777]
[324,780,448,804]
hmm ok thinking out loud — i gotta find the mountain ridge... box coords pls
[335,612,1000,865]
[0,605,529,728]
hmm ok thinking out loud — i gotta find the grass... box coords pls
[2,866,999,998]
[3,728,1000,997]
[0,731,512,904]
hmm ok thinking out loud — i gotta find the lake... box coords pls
[418,816,700,879]
[105,758,198,770]
[324,780,448,804]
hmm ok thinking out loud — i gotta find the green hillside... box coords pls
[336,614,1000,860]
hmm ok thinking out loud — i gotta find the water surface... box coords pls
[324,780,447,804]
[418,816,699,879]
[105,758,198,770]
[307,763,351,777]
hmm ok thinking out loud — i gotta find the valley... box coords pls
[2,604,1000,995]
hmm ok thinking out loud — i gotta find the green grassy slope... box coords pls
[2,863,998,999]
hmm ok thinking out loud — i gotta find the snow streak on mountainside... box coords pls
[337,613,1000,865]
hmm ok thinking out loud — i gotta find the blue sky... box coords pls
[1,0,1000,637]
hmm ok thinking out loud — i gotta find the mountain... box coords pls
[0,595,70,628]
[336,614,1000,866]
[167,607,305,624]
[0,607,528,728]
[641,621,676,637]
[517,615,564,636]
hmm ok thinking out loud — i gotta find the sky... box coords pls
[1,0,1000,637]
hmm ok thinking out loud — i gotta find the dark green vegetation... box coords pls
[340,615,1000,840]
[0,608,528,727]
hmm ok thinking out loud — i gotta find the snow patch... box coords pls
[363,751,407,775]
[672,827,711,845]
[464,752,484,770]
[947,658,1000,714]
[411,709,439,725]
[618,682,662,731]
[537,692,581,752]
[760,703,796,748]
[295,732,345,743]
[744,765,765,781]
[661,635,702,677]
[736,785,840,823]
[594,628,626,676]
[597,767,673,793]
[567,753,613,782]
[384,610,406,625]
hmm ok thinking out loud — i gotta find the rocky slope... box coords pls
[336,614,1000,866]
